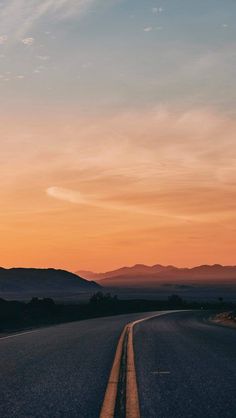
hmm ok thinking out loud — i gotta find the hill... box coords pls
[76,264,236,288]
[0,268,101,300]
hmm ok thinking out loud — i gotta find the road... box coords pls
[0,311,236,418]
[134,311,236,418]
[0,312,155,418]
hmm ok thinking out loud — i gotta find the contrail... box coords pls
[47,187,87,205]
[46,186,177,218]
[46,186,235,225]
[46,186,200,224]
[46,186,161,216]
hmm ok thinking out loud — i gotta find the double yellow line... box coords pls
[100,312,170,418]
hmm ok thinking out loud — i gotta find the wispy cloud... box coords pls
[2,108,236,226]
[46,186,159,216]
[46,186,186,221]
[37,55,50,61]
[46,183,235,225]
[144,27,153,32]
[47,187,87,205]
[0,35,8,44]
[0,0,96,41]
[152,7,164,15]
[21,37,35,46]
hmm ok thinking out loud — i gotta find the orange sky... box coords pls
[1,108,236,272]
[1,1,236,273]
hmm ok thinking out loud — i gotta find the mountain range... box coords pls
[0,268,100,300]
[76,264,236,288]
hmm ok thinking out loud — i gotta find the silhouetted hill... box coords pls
[76,264,236,288]
[76,264,169,281]
[0,268,101,300]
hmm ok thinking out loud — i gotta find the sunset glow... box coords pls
[1,0,236,271]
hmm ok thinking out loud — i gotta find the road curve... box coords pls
[1,311,236,418]
[134,311,236,418]
[0,312,156,418]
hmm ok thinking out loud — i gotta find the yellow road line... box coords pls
[126,323,140,418]
[100,311,176,418]
[99,326,127,418]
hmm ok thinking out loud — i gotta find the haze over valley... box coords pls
[76,263,236,301]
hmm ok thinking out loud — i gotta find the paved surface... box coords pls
[134,311,236,418]
[1,311,236,418]
[0,312,154,418]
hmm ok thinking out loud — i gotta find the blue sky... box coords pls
[0,0,235,112]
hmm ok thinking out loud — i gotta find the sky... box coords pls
[0,0,236,272]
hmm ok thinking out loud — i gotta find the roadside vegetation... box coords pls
[1,292,235,334]
[214,310,236,325]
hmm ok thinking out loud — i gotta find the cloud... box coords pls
[0,35,8,44]
[46,186,156,215]
[46,183,235,225]
[144,27,153,32]
[47,187,87,205]
[22,37,35,46]
[43,108,236,223]
[152,7,164,15]
[37,55,50,61]
[0,0,97,41]
[2,108,236,226]
[46,186,187,221]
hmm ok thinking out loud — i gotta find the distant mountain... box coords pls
[75,270,98,280]
[76,264,236,288]
[0,268,101,300]
[76,264,171,281]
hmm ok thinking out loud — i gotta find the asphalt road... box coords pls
[0,312,154,418]
[1,311,236,418]
[134,311,236,418]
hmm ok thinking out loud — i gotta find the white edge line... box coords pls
[0,329,42,341]
[0,310,190,342]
